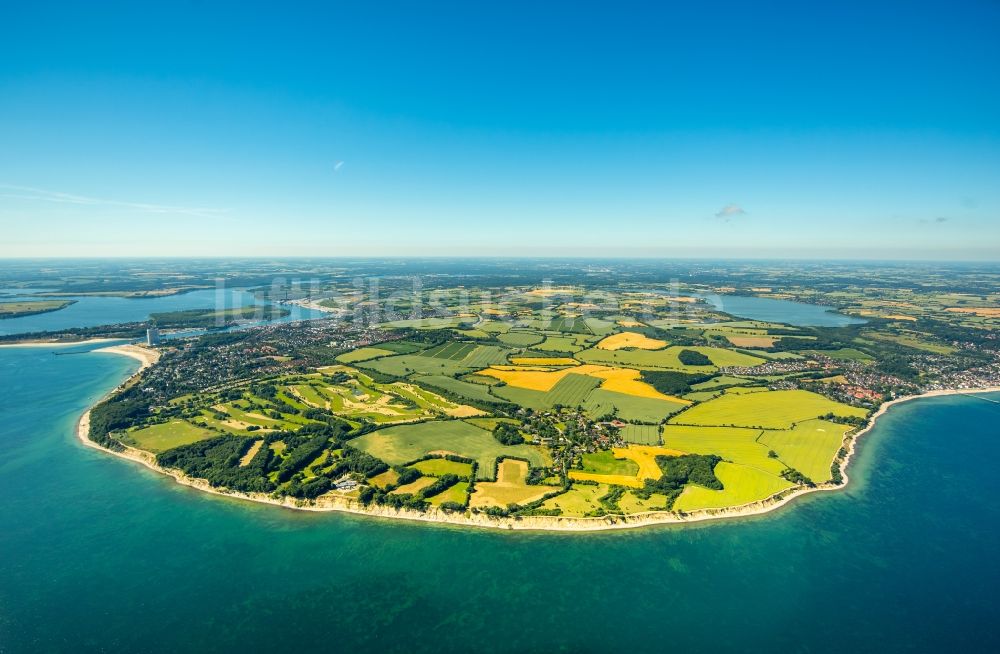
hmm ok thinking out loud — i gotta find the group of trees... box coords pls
[156,435,275,492]
[780,467,814,486]
[151,421,361,498]
[677,349,713,366]
[492,422,524,445]
[88,389,152,450]
[640,370,713,396]
[634,454,723,507]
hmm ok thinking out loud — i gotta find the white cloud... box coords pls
[714,204,747,220]
[0,184,231,219]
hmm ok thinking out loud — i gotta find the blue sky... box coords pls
[1,1,998,259]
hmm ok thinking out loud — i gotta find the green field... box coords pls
[541,484,610,516]
[281,370,478,425]
[577,345,764,371]
[412,458,474,478]
[533,334,589,352]
[619,424,661,445]
[661,424,785,474]
[125,420,218,452]
[490,384,550,410]
[673,462,793,511]
[490,374,604,412]
[335,347,396,363]
[758,419,851,482]
[0,299,75,318]
[412,374,497,403]
[351,420,547,479]
[580,450,639,476]
[550,316,592,333]
[360,344,509,377]
[584,317,617,336]
[498,331,545,347]
[427,481,470,507]
[690,375,754,390]
[463,417,517,431]
[672,389,867,429]
[419,342,478,360]
[544,373,602,408]
[582,388,687,422]
[375,340,427,354]
[618,491,671,513]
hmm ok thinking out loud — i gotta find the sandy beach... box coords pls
[92,343,161,370]
[75,350,1000,531]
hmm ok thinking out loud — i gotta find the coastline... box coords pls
[92,343,161,369]
[0,337,126,349]
[75,350,1000,531]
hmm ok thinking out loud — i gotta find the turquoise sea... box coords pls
[1,343,998,652]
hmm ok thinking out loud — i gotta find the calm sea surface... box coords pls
[0,302,996,653]
[0,288,326,336]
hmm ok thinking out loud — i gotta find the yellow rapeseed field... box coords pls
[509,357,580,366]
[481,364,690,403]
[567,445,687,487]
[613,445,687,480]
[945,307,1000,317]
[595,331,667,351]
[726,335,777,348]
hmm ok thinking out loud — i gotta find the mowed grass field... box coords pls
[389,476,437,496]
[672,462,793,511]
[351,420,547,479]
[412,458,474,478]
[618,491,671,513]
[469,459,553,508]
[125,420,219,452]
[672,389,867,429]
[427,481,470,507]
[541,483,610,516]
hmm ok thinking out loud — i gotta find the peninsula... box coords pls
[76,273,1000,530]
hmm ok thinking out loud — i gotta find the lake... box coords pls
[0,288,328,336]
[698,294,866,327]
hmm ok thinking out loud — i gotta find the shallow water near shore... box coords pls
[1,344,998,653]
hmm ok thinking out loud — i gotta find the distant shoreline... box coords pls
[75,345,1000,530]
[0,337,126,349]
